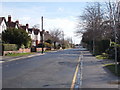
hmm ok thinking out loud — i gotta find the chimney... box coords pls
[8,15,11,22]
[46,31,49,34]
[15,20,19,24]
[26,24,29,28]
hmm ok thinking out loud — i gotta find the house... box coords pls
[44,31,51,41]
[0,17,7,34]
[33,28,41,46]
[2,15,42,47]
[0,17,7,41]
[28,28,41,46]
[19,24,29,33]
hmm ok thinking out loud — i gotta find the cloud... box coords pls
[58,8,64,12]
[43,17,81,44]
[3,0,114,2]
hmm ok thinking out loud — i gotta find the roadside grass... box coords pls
[96,55,108,59]
[104,63,120,77]
[5,52,34,57]
[96,53,108,59]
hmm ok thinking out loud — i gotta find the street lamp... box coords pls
[41,16,44,54]
[113,0,120,74]
[62,31,64,49]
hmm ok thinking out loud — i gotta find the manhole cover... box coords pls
[42,84,50,87]
[58,61,77,67]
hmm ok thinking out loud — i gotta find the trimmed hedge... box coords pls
[83,40,110,55]
[3,44,18,51]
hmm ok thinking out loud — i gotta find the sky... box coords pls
[0,0,116,44]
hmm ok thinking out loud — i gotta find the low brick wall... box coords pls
[19,48,31,53]
[4,48,31,56]
[3,48,48,56]
[36,48,46,52]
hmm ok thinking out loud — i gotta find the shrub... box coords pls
[2,28,31,48]
[37,43,45,48]
[3,44,18,51]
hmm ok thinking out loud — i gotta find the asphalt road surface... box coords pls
[2,49,81,88]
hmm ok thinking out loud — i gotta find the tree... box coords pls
[76,2,105,54]
[2,28,31,48]
[50,28,62,49]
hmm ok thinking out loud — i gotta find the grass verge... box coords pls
[96,53,108,59]
[96,55,108,59]
[104,63,120,77]
[5,52,34,57]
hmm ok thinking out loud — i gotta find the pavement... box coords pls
[81,49,120,89]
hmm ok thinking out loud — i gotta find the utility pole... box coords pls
[62,31,64,49]
[92,18,95,55]
[113,0,119,74]
[41,16,44,54]
[71,37,73,48]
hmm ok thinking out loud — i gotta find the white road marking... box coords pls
[0,61,4,63]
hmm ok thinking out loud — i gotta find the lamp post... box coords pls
[62,31,64,49]
[113,0,120,74]
[41,16,44,54]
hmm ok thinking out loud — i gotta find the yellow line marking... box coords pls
[70,56,81,90]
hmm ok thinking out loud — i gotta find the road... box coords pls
[2,49,81,88]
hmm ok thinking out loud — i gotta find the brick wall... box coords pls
[4,48,31,55]
[36,48,46,52]
[3,48,47,56]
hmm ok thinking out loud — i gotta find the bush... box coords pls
[37,43,45,48]
[3,44,18,51]
[2,28,31,48]
[44,42,52,48]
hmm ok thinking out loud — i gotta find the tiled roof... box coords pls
[28,28,33,34]
[20,26,27,30]
[6,22,17,28]
[34,29,40,35]
[0,17,6,25]
[28,28,40,35]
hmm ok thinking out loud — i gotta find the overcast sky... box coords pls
[1,0,116,44]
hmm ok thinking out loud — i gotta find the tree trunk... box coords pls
[54,42,56,49]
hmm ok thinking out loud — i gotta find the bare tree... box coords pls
[50,28,62,49]
[76,2,104,40]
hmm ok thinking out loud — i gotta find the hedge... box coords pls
[83,40,110,55]
[3,44,18,51]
